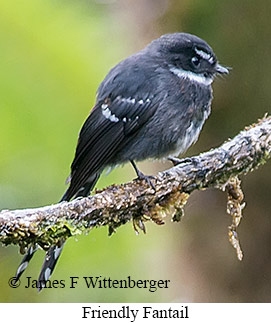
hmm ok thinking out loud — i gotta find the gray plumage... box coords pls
[15,32,228,290]
[62,33,227,201]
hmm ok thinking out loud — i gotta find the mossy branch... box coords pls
[0,115,270,256]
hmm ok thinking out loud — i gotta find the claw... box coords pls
[130,160,156,191]
[136,171,156,191]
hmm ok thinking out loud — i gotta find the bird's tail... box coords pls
[14,239,65,292]
[60,172,100,202]
[37,242,65,291]
[14,239,65,291]
[14,244,39,282]
[37,173,100,291]
[14,172,100,291]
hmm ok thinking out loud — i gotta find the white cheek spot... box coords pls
[138,99,144,104]
[170,66,213,86]
[123,117,127,122]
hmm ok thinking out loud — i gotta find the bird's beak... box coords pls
[215,63,229,74]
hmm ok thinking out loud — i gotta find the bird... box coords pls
[14,32,228,290]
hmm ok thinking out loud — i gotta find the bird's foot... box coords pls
[136,170,156,191]
[130,160,156,191]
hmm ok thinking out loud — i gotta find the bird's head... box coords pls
[147,33,229,84]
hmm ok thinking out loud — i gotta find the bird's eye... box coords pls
[191,56,200,67]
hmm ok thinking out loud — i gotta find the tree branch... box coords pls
[1,115,270,255]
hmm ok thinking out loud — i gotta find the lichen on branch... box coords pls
[0,115,270,258]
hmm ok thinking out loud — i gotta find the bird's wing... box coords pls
[65,94,159,200]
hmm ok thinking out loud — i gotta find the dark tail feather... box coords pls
[15,173,100,290]
[37,243,65,292]
[15,244,39,282]
[60,172,100,202]
[37,173,100,291]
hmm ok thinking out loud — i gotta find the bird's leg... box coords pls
[130,160,155,190]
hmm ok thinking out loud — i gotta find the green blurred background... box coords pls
[1,0,271,302]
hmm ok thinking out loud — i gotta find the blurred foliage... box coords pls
[0,0,174,303]
[1,0,271,302]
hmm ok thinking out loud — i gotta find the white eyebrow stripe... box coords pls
[195,48,214,64]
[170,66,213,86]
[195,48,211,60]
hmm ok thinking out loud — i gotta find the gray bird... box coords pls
[15,32,228,290]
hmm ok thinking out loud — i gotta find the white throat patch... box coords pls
[170,66,213,86]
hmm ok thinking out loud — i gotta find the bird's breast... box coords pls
[163,80,212,157]
[170,106,210,157]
